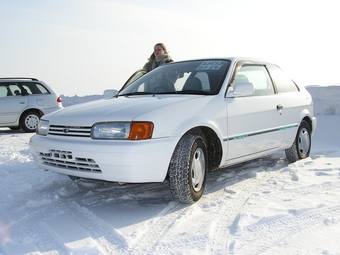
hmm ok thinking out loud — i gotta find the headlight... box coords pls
[37,119,49,136]
[91,122,154,140]
[92,122,131,139]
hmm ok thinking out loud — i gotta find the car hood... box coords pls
[43,95,205,126]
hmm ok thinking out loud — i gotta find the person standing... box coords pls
[143,43,174,72]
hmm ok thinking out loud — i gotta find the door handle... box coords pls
[277,104,283,110]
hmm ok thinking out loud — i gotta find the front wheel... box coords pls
[285,120,311,163]
[168,134,208,203]
[20,111,41,132]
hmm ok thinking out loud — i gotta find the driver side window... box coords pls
[235,65,275,96]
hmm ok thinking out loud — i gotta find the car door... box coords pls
[0,83,28,125]
[225,64,286,161]
[266,63,308,143]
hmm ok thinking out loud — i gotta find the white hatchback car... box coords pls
[0,77,63,132]
[29,58,316,203]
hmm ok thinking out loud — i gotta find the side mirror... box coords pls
[226,82,255,97]
[103,89,118,99]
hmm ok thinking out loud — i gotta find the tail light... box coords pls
[57,96,62,103]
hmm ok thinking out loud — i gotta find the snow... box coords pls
[1,85,340,255]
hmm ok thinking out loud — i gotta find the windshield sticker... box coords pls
[196,61,224,70]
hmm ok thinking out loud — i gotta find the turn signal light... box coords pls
[128,122,154,140]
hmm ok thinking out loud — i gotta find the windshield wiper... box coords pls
[118,92,151,97]
[176,90,212,95]
[118,90,212,97]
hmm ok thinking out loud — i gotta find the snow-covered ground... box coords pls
[1,86,339,255]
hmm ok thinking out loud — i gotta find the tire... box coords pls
[169,134,208,203]
[285,120,311,163]
[20,111,41,133]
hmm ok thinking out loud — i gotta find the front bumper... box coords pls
[29,135,178,182]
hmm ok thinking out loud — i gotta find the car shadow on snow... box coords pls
[71,151,287,207]
[0,128,26,134]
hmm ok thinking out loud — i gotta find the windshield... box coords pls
[118,59,231,96]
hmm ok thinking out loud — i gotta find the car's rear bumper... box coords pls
[29,135,178,182]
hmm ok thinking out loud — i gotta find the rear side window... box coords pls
[36,84,49,93]
[0,83,21,97]
[267,64,299,93]
[0,84,8,97]
[21,83,50,95]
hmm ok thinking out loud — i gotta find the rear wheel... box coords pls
[285,120,311,163]
[169,134,208,203]
[20,111,40,132]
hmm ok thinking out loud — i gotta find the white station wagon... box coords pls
[0,77,63,132]
[29,57,316,203]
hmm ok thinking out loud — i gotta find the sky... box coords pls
[1,0,339,96]
[0,85,340,254]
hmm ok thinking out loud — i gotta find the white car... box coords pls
[0,77,63,132]
[29,57,316,203]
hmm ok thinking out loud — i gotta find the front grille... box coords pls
[39,149,101,173]
[48,125,92,137]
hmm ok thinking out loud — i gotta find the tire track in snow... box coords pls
[1,204,70,254]
[286,181,340,197]
[123,201,189,255]
[119,160,279,254]
[206,175,269,254]
[230,204,340,254]
[23,221,71,254]
[224,161,340,254]
[126,159,286,254]
[0,180,171,254]
[65,201,127,255]
[248,180,340,207]
[205,162,287,255]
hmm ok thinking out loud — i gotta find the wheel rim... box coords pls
[298,127,310,157]
[191,147,205,192]
[25,114,39,130]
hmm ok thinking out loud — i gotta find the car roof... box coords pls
[0,77,57,93]
[169,57,274,66]
[0,77,40,82]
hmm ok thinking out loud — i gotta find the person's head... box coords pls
[150,43,168,59]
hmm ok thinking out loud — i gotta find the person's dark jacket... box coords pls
[143,54,174,72]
